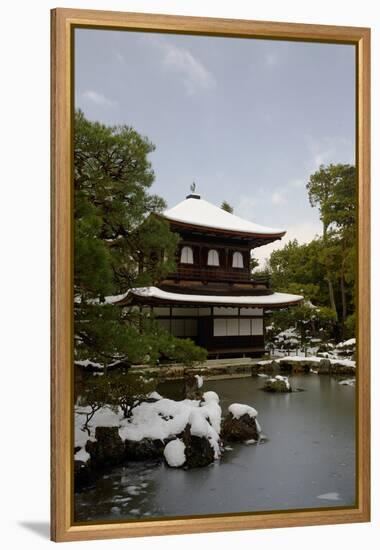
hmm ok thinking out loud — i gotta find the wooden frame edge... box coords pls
[51,7,371,542]
[51,7,73,542]
[355,27,371,524]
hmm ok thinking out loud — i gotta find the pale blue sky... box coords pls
[75,28,355,265]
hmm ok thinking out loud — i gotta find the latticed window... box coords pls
[180,246,194,264]
[232,251,244,268]
[207,249,219,266]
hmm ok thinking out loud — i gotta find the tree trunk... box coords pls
[327,278,338,320]
[323,222,338,319]
[340,274,347,322]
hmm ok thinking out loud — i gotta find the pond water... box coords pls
[74,374,356,522]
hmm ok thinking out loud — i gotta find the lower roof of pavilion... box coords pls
[114,286,303,309]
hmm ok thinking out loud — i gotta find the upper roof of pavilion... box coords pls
[162,193,286,241]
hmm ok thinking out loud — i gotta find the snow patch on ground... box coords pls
[276,356,356,368]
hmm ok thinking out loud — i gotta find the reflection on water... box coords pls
[74,375,355,522]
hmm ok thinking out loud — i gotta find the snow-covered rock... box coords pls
[338,378,355,386]
[184,371,203,399]
[164,439,186,467]
[181,422,216,468]
[228,403,258,420]
[148,391,163,401]
[74,447,90,463]
[263,375,292,392]
[221,404,260,443]
[124,438,165,461]
[75,390,224,473]
[336,338,356,349]
[86,426,125,467]
[260,355,356,375]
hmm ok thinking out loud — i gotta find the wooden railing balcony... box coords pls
[167,266,270,287]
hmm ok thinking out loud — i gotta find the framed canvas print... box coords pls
[51,8,370,542]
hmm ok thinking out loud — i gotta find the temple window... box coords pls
[207,249,219,266]
[232,251,244,268]
[180,246,194,264]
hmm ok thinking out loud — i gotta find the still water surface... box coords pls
[74,375,355,522]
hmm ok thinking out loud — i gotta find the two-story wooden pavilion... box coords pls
[117,192,303,357]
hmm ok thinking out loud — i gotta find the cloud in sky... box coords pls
[271,191,287,205]
[236,195,257,221]
[305,135,354,173]
[253,220,322,268]
[80,90,116,108]
[114,51,124,64]
[289,178,305,188]
[75,29,354,267]
[264,51,278,68]
[141,35,216,96]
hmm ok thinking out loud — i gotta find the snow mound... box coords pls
[202,391,219,404]
[273,374,290,390]
[164,439,186,467]
[339,378,355,386]
[119,398,198,442]
[118,393,222,458]
[195,374,203,388]
[148,391,163,400]
[336,338,356,348]
[228,403,258,420]
[74,447,90,463]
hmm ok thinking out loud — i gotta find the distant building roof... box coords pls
[163,196,285,237]
[116,286,303,308]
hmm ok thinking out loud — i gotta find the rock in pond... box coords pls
[263,375,292,392]
[124,438,165,461]
[86,426,125,467]
[317,359,332,374]
[183,370,204,400]
[221,404,260,443]
[74,460,93,491]
[163,424,216,469]
[182,423,215,468]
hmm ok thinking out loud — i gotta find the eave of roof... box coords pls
[115,286,303,308]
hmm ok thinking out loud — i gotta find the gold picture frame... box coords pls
[51,7,370,542]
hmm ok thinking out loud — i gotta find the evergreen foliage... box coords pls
[267,163,356,340]
[220,200,234,213]
[74,111,206,367]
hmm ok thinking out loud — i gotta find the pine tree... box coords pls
[220,200,234,213]
[74,111,206,367]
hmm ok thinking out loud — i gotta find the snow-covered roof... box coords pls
[119,286,303,307]
[163,196,285,236]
